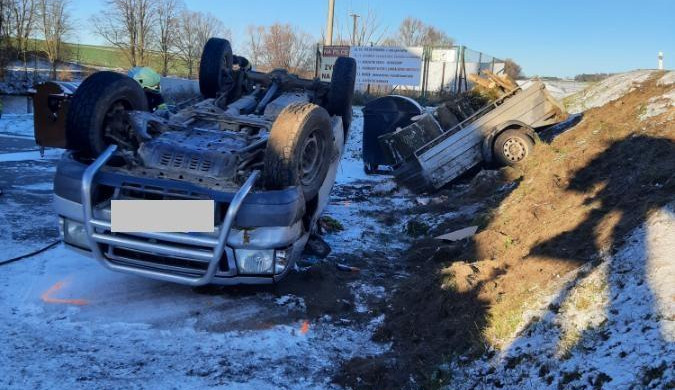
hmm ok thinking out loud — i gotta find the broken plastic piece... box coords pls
[335,263,360,272]
[435,226,478,241]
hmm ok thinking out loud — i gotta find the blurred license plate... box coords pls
[111,200,214,232]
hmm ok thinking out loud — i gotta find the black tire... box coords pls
[493,129,534,166]
[326,56,356,135]
[264,103,332,200]
[66,71,148,158]
[199,37,234,98]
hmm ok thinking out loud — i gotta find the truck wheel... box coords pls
[199,37,234,98]
[493,129,534,166]
[325,57,356,135]
[66,71,148,158]
[264,103,332,200]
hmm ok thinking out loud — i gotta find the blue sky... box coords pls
[69,0,674,78]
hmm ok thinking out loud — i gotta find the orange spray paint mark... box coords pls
[300,320,310,335]
[40,280,89,306]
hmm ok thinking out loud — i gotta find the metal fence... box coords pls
[315,44,505,98]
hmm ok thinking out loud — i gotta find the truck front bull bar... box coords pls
[81,144,259,286]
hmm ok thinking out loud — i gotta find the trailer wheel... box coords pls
[325,57,356,135]
[493,129,534,166]
[264,103,332,200]
[66,71,148,158]
[199,37,234,98]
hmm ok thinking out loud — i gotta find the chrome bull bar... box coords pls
[81,144,259,286]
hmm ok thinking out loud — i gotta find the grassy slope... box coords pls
[20,38,191,77]
[337,71,675,390]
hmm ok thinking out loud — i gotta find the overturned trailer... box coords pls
[363,81,567,193]
[33,38,356,286]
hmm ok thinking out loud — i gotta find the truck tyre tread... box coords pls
[264,103,332,200]
[325,57,356,135]
[66,71,148,158]
[199,37,233,98]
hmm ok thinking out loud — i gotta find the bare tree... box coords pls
[0,0,11,76]
[246,23,313,77]
[155,0,181,76]
[504,58,523,79]
[92,0,157,67]
[397,17,424,47]
[8,0,36,61]
[37,0,71,78]
[194,12,224,51]
[396,17,453,47]
[245,24,265,66]
[348,8,387,46]
[174,10,226,78]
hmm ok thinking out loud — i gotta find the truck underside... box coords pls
[35,38,357,285]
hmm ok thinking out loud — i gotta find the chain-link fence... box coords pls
[316,44,505,100]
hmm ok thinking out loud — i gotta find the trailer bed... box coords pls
[392,81,566,192]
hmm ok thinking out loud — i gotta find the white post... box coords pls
[325,0,335,46]
[658,51,664,70]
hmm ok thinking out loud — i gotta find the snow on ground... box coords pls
[518,79,588,101]
[657,71,675,87]
[0,109,407,389]
[640,73,675,121]
[445,205,675,390]
[564,70,657,114]
[0,245,386,390]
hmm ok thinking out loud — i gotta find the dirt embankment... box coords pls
[336,71,675,389]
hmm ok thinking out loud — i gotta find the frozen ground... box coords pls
[0,110,417,389]
[445,205,675,389]
[564,70,658,114]
[517,79,588,101]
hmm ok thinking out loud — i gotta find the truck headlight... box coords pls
[275,249,289,275]
[62,218,89,249]
[235,249,274,274]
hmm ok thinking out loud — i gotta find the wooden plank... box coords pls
[483,69,516,91]
[468,73,496,89]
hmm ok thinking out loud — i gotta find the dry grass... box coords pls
[443,71,675,347]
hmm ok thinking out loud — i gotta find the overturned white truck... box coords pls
[33,38,356,286]
[363,82,568,193]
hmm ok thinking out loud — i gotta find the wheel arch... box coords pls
[482,120,537,164]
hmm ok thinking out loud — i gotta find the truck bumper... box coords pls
[54,148,308,286]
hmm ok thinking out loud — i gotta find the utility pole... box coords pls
[325,0,335,45]
[349,13,360,46]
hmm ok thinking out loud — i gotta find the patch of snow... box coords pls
[444,205,675,389]
[15,181,54,191]
[640,88,675,121]
[565,70,657,114]
[518,79,588,100]
[0,114,36,138]
[350,283,387,314]
[275,294,307,311]
[657,71,675,86]
[0,148,63,162]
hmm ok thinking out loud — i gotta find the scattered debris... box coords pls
[336,263,361,273]
[319,215,345,233]
[435,225,478,241]
[303,234,332,259]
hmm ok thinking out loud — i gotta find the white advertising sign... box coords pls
[350,46,423,86]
